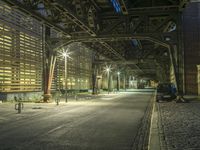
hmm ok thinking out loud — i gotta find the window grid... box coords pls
[0,2,43,92]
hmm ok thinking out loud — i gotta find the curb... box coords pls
[148,91,161,150]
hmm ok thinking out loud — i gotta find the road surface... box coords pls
[0,90,154,150]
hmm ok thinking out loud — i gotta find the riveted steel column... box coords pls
[43,27,57,102]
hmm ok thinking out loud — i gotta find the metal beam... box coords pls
[101,20,124,34]
[153,16,174,32]
[179,0,190,11]
[50,2,96,36]
[2,0,71,37]
[118,0,128,15]
[94,59,157,64]
[101,6,178,20]
[167,0,177,5]
[5,0,126,63]
[46,0,129,62]
[52,32,172,49]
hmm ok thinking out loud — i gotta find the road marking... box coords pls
[47,125,65,134]
[0,117,7,120]
[101,97,113,100]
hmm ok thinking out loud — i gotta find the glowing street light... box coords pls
[106,68,110,72]
[117,71,120,91]
[62,48,71,102]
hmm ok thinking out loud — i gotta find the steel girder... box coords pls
[100,5,179,19]
[96,6,180,80]
[1,0,190,80]
[50,32,172,50]
[3,0,126,61]
[2,0,71,37]
[41,0,129,62]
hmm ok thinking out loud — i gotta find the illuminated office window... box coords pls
[0,2,43,92]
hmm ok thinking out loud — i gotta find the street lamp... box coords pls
[62,49,71,102]
[117,72,120,91]
[107,68,110,94]
[104,65,111,94]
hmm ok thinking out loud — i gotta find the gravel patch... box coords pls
[158,100,200,150]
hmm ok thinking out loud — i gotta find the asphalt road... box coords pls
[0,90,154,150]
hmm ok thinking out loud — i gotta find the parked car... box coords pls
[156,83,177,102]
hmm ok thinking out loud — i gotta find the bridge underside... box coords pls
[0,0,199,101]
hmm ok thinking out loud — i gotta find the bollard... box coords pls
[55,97,60,105]
[75,95,78,101]
[15,102,24,113]
[14,96,18,102]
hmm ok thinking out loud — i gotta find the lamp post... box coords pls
[106,68,110,94]
[62,49,71,102]
[104,65,112,94]
[124,74,126,91]
[117,72,120,91]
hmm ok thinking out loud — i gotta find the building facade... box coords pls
[0,1,93,101]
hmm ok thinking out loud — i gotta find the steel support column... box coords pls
[44,53,57,102]
[92,52,98,95]
[43,27,58,102]
[177,12,185,94]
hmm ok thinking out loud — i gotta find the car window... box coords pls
[157,84,171,93]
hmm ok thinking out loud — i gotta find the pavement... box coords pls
[149,95,200,150]
[0,90,154,150]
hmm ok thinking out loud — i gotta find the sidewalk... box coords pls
[56,91,121,103]
[149,96,200,150]
[0,92,123,125]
